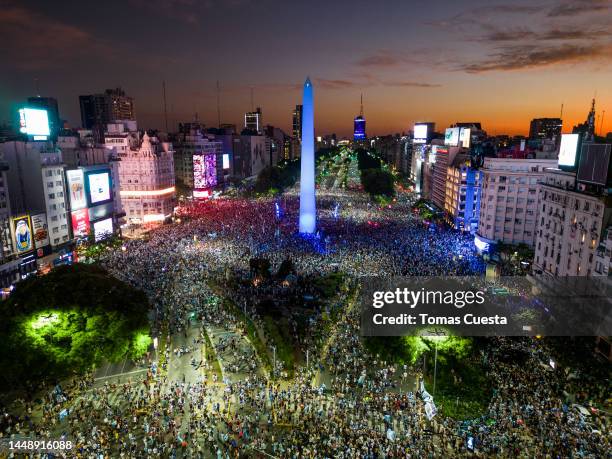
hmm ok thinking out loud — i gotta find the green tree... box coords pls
[361,168,395,197]
[0,264,151,390]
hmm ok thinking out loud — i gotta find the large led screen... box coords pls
[93,218,113,242]
[71,209,90,237]
[444,128,460,146]
[87,171,111,205]
[413,124,428,143]
[66,169,87,210]
[193,154,217,189]
[13,215,33,254]
[18,108,50,138]
[558,134,579,168]
[31,213,50,249]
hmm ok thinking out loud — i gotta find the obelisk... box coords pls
[299,77,316,234]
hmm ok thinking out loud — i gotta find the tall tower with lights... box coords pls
[299,77,316,234]
[354,93,366,141]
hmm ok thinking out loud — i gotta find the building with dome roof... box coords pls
[104,121,175,226]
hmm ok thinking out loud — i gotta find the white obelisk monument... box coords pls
[299,77,316,234]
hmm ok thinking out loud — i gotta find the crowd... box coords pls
[0,186,608,458]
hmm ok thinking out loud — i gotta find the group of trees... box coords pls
[0,264,151,390]
[356,148,395,197]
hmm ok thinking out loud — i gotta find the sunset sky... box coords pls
[1,0,611,137]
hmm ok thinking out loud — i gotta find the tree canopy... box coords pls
[361,168,395,197]
[0,264,151,390]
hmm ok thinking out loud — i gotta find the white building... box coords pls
[105,122,175,225]
[1,141,70,250]
[476,157,557,249]
[533,168,611,276]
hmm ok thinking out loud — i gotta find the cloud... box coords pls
[381,81,442,88]
[548,0,611,17]
[461,42,612,72]
[476,26,609,42]
[0,4,116,70]
[425,3,545,27]
[314,78,358,89]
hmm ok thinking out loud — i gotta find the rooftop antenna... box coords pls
[250,86,254,112]
[360,92,363,116]
[216,80,221,127]
[162,80,169,132]
[560,102,564,120]
[600,110,606,136]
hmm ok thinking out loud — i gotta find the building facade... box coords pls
[476,158,557,249]
[105,123,175,225]
[533,168,612,276]
[529,118,562,141]
[80,88,135,140]
[445,154,483,233]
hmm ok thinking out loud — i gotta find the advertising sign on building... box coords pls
[558,134,580,168]
[413,124,428,144]
[31,213,50,249]
[71,209,90,238]
[18,107,50,140]
[12,215,34,254]
[444,127,460,146]
[93,218,113,242]
[459,128,471,148]
[66,169,86,210]
[87,171,112,205]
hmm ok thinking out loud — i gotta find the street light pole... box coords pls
[433,341,438,398]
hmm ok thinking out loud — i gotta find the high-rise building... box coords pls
[173,126,223,191]
[232,134,269,179]
[244,107,262,133]
[80,88,135,140]
[572,99,596,142]
[445,154,483,233]
[104,122,174,225]
[533,167,611,276]
[529,118,562,141]
[292,105,303,141]
[27,97,61,139]
[533,141,612,276]
[1,141,71,254]
[475,157,557,250]
[353,94,366,141]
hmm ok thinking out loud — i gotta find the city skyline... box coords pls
[1,0,612,136]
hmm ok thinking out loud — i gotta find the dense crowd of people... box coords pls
[0,183,608,457]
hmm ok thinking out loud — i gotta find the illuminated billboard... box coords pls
[71,209,90,237]
[86,170,112,205]
[459,128,471,148]
[444,127,460,146]
[31,213,50,249]
[18,108,50,140]
[222,153,230,169]
[558,134,580,168]
[66,169,86,210]
[93,218,113,242]
[12,215,34,254]
[193,154,217,191]
[413,124,428,144]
